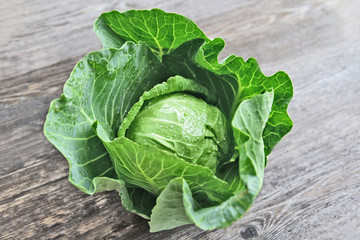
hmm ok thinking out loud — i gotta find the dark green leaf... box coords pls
[94,9,207,55]
[197,39,293,155]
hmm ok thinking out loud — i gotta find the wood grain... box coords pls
[1,0,359,239]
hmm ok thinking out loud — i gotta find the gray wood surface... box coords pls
[1,0,359,239]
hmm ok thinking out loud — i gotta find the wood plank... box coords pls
[1,0,359,239]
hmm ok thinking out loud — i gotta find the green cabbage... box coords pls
[44,9,293,232]
[126,92,232,172]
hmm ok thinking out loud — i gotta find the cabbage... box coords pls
[44,9,293,232]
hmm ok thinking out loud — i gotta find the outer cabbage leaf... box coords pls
[197,39,293,155]
[44,41,167,215]
[94,8,207,55]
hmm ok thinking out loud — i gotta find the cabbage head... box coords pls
[44,9,293,232]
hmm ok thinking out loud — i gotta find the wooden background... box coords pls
[1,0,359,239]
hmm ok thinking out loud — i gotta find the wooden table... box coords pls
[1,0,359,239]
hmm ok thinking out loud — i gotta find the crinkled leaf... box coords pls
[44,41,167,193]
[197,39,293,155]
[232,91,274,194]
[94,9,207,55]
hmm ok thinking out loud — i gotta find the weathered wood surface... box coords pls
[1,0,359,239]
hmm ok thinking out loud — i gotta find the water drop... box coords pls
[54,103,61,111]
[78,61,84,70]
